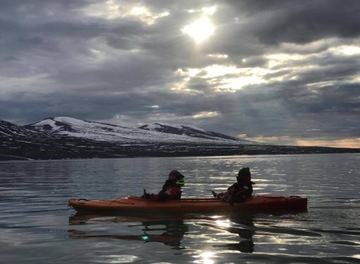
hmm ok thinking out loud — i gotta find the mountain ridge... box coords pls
[1,117,359,160]
[25,116,256,145]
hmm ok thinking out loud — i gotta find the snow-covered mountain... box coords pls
[2,117,357,160]
[25,117,255,145]
[139,123,245,142]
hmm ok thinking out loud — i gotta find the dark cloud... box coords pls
[1,0,359,147]
[224,0,360,44]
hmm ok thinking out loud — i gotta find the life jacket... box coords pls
[225,182,253,202]
[155,179,183,201]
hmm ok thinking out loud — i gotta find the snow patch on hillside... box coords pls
[27,117,257,145]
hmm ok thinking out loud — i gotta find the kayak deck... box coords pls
[69,195,307,215]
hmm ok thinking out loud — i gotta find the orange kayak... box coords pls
[68,195,307,215]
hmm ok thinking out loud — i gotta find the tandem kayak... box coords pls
[68,195,307,215]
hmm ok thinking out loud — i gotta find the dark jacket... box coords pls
[143,171,185,201]
[216,181,253,204]
[149,179,182,201]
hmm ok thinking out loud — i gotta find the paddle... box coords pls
[142,188,151,199]
[206,189,218,198]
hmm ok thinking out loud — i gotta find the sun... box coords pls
[182,17,214,44]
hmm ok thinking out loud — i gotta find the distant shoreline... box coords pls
[1,142,359,161]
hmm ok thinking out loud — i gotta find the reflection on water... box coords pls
[69,214,188,249]
[67,203,317,260]
[69,212,307,254]
[68,213,253,252]
[67,210,340,263]
[211,214,255,253]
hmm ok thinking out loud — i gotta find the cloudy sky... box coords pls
[1,0,359,148]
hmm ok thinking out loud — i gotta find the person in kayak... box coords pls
[141,170,185,201]
[213,167,254,205]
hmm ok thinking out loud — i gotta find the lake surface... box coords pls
[1,154,359,264]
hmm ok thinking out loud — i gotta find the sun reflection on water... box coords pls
[195,251,216,264]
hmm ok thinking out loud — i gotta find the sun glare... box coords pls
[182,17,214,44]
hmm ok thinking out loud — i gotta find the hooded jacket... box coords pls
[145,171,185,201]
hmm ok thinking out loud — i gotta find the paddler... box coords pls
[142,170,185,201]
[213,167,254,205]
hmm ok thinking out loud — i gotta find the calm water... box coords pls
[0,154,359,264]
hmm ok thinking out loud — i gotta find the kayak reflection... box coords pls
[68,214,188,249]
[217,215,255,253]
[199,214,255,253]
[68,213,256,252]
